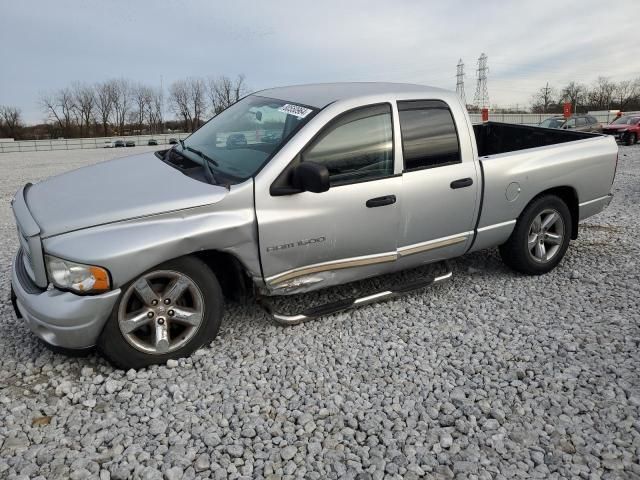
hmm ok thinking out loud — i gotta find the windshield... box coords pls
[612,116,640,125]
[539,118,565,129]
[179,95,316,182]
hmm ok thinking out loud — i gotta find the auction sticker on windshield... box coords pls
[278,104,313,118]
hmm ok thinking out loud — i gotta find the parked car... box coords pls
[226,133,247,148]
[103,141,113,148]
[113,139,125,148]
[602,115,640,145]
[125,140,136,147]
[147,139,158,146]
[539,115,602,133]
[168,138,179,145]
[10,83,618,369]
[261,132,281,144]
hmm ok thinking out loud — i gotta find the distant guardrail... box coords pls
[1,112,623,154]
[468,112,619,126]
[0,133,190,154]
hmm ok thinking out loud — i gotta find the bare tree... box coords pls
[587,77,616,110]
[168,78,207,131]
[613,79,640,111]
[94,80,116,137]
[208,74,248,115]
[72,82,95,137]
[132,83,153,133]
[530,82,557,113]
[40,87,76,137]
[560,82,586,112]
[169,79,192,131]
[112,79,132,135]
[189,78,206,130]
[0,105,23,138]
[148,87,164,134]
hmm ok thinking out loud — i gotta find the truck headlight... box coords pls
[45,255,111,293]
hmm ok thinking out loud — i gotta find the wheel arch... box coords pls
[525,186,579,239]
[192,250,255,302]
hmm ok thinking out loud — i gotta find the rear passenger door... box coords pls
[396,100,479,265]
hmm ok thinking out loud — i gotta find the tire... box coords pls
[499,194,572,275]
[625,132,637,146]
[98,256,223,369]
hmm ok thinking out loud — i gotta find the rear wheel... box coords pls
[499,195,572,275]
[625,132,637,146]
[98,256,223,369]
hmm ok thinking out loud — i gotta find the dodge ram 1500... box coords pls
[11,83,617,368]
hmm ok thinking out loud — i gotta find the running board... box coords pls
[260,264,453,326]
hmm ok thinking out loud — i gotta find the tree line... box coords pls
[531,77,640,114]
[4,74,640,140]
[0,74,248,140]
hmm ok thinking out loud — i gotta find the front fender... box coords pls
[42,181,260,288]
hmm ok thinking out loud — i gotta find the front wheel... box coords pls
[98,256,223,369]
[625,132,637,146]
[499,194,572,275]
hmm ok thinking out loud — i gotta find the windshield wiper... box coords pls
[182,145,220,185]
[184,146,219,166]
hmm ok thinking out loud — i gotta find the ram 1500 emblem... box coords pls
[266,236,326,252]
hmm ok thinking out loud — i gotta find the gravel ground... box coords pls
[0,145,639,480]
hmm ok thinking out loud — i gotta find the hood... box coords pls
[26,152,228,237]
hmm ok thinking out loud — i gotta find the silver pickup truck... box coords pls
[11,83,617,369]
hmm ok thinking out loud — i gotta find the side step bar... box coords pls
[260,264,453,326]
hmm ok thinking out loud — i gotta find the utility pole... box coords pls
[456,59,466,107]
[541,82,552,113]
[473,53,490,110]
[160,75,165,134]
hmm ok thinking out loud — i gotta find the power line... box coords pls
[473,53,490,110]
[455,59,466,106]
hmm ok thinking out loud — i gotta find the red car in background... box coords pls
[602,115,640,145]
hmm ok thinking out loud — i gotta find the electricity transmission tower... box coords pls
[473,53,490,110]
[456,59,466,107]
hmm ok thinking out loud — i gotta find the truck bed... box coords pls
[473,122,596,157]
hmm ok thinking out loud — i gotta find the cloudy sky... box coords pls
[1,0,638,124]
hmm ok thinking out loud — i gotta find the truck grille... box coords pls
[16,226,36,281]
[12,184,48,288]
[15,248,45,294]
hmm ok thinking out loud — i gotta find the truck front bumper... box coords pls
[11,253,121,350]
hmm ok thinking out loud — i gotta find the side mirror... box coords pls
[291,162,330,193]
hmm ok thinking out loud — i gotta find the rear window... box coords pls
[397,100,461,171]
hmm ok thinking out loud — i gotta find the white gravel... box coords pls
[0,145,639,479]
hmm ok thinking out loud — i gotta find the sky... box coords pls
[1,0,639,124]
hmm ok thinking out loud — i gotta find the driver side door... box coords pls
[255,103,402,292]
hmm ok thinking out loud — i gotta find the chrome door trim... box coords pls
[266,231,473,286]
[476,219,516,232]
[397,231,473,257]
[266,251,398,285]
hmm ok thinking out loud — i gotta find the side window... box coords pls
[587,116,597,124]
[564,118,576,128]
[576,117,587,126]
[397,100,461,171]
[302,104,393,186]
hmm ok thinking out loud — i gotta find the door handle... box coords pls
[366,195,396,208]
[450,178,473,189]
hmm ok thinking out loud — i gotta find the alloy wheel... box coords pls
[527,208,565,263]
[118,270,205,354]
